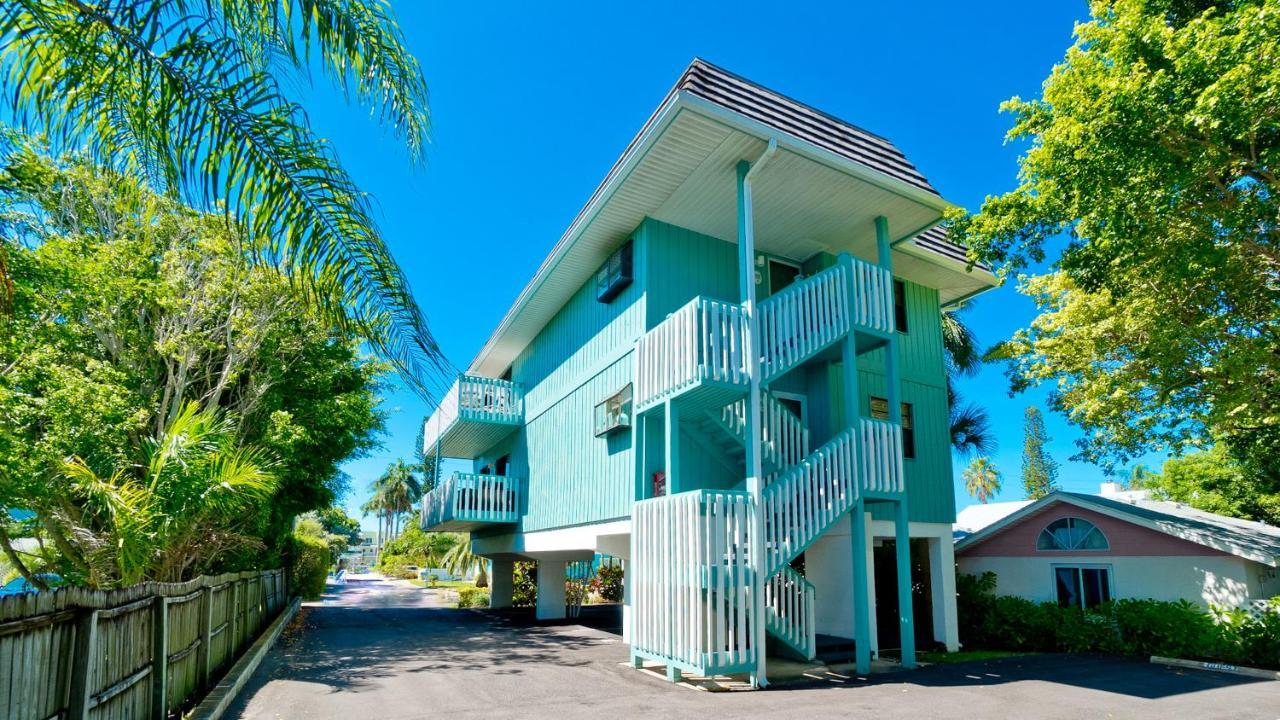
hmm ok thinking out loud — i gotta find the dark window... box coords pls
[596,241,634,303]
[495,454,510,477]
[1055,566,1112,610]
[776,396,804,424]
[893,279,908,333]
[870,397,914,459]
[768,259,801,296]
[594,384,633,436]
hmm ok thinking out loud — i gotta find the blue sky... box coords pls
[300,1,1158,529]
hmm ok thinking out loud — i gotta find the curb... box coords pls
[187,597,303,719]
[1151,655,1280,681]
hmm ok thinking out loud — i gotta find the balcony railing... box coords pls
[421,472,521,531]
[635,297,749,411]
[422,374,524,459]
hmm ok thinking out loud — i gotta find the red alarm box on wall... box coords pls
[652,471,666,498]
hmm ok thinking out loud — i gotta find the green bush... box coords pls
[513,561,537,607]
[290,532,331,600]
[591,564,624,603]
[457,586,490,608]
[957,572,1280,668]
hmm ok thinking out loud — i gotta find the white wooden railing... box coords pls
[719,392,810,471]
[761,427,861,576]
[422,375,524,456]
[421,472,521,529]
[635,297,749,410]
[758,264,851,382]
[859,418,905,494]
[850,256,895,335]
[630,490,757,675]
[764,565,816,660]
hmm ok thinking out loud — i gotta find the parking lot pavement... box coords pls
[226,578,1280,720]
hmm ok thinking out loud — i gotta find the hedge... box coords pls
[290,532,331,600]
[958,571,1280,668]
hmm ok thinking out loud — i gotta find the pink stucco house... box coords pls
[955,487,1280,612]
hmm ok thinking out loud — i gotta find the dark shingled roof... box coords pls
[677,59,939,196]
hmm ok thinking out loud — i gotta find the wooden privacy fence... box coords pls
[0,568,287,720]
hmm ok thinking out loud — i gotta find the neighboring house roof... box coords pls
[955,490,1280,567]
[953,500,1033,538]
[465,58,996,378]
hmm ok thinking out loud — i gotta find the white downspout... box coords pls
[738,138,777,688]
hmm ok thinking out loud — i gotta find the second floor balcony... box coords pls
[422,374,524,459]
[421,472,521,531]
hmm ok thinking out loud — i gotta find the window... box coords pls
[870,397,914,459]
[1037,517,1110,551]
[893,279,908,333]
[594,383,633,436]
[1054,566,1112,610]
[596,241,633,303]
[495,454,510,477]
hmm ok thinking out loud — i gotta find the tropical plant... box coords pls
[963,457,1003,504]
[1021,407,1059,500]
[52,402,277,587]
[947,0,1280,497]
[943,305,995,457]
[442,537,488,588]
[0,0,453,399]
[0,149,385,587]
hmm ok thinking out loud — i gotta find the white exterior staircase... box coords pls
[630,256,905,674]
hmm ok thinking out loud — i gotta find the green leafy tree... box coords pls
[1136,445,1280,525]
[963,457,1003,504]
[0,0,452,398]
[315,506,362,548]
[1022,407,1059,500]
[948,0,1280,498]
[0,149,385,586]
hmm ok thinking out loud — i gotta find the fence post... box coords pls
[68,608,99,720]
[196,584,213,690]
[151,595,169,720]
[231,579,242,653]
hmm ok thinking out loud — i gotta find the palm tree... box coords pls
[371,459,421,540]
[442,537,487,588]
[54,402,277,587]
[963,457,1003,504]
[943,305,996,457]
[0,0,453,399]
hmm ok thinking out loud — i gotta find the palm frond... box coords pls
[0,0,454,400]
[950,400,996,457]
[941,305,982,377]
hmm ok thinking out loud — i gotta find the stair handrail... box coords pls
[762,427,860,576]
[635,296,748,410]
[764,565,817,661]
[757,264,850,381]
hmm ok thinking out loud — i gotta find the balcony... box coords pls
[422,374,523,459]
[421,473,521,531]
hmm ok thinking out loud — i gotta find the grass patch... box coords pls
[918,650,1034,664]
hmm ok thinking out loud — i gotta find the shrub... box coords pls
[957,572,1280,668]
[290,532,331,600]
[591,564,624,603]
[457,586,489,608]
[513,561,537,607]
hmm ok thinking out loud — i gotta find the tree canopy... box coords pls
[0,148,386,587]
[950,0,1280,503]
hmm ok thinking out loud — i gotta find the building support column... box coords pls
[928,535,960,651]
[894,501,916,668]
[621,560,632,644]
[737,143,775,688]
[851,502,872,674]
[663,399,679,495]
[535,560,567,621]
[489,558,514,609]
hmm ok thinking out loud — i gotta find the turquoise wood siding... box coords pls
[641,218,739,325]
[494,228,649,533]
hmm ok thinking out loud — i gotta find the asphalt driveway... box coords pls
[226,577,1279,720]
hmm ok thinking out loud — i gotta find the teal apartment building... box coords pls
[420,60,996,687]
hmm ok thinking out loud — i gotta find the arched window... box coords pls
[1037,517,1109,551]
